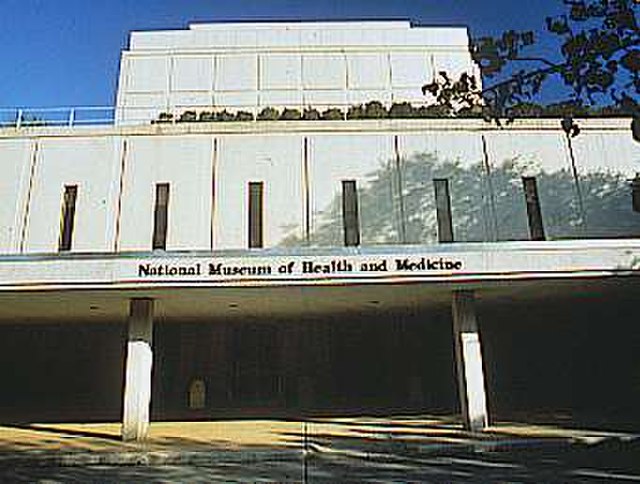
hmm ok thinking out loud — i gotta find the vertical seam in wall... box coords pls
[19,140,39,254]
[256,53,262,113]
[167,55,174,111]
[212,54,218,107]
[393,135,407,244]
[387,52,393,103]
[210,137,218,250]
[481,134,499,242]
[303,136,311,244]
[113,138,128,252]
[298,52,303,111]
[564,135,587,232]
[430,53,436,82]
[301,55,307,108]
[344,50,350,106]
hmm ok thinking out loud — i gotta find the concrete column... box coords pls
[452,291,489,432]
[122,298,154,441]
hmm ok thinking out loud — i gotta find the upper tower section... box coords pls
[115,20,478,124]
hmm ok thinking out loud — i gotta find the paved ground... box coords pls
[0,416,638,482]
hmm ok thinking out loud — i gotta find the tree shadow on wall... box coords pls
[281,152,640,246]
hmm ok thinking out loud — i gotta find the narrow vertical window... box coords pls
[433,178,454,243]
[342,180,360,247]
[248,182,264,249]
[522,176,545,241]
[152,183,170,250]
[58,185,78,252]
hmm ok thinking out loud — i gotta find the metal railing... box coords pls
[0,106,118,128]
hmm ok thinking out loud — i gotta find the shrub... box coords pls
[347,105,365,119]
[279,108,302,120]
[363,101,388,119]
[321,108,344,120]
[155,112,174,123]
[257,107,280,121]
[177,111,197,122]
[388,102,417,119]
[215,110,235,122]
[234,111,255,122]
[302,108,321,120]
[415,104,450,118]
[198,111,216,122]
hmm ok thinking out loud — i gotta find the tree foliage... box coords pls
[424,0,640,118]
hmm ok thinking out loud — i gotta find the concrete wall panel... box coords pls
[308,134,396,246]
[302,91,347,111]
[485,131,580,240]
[260,91,303,110]
[0,139,34,254]
[398,133,488,243]
[119,135,213,252]
[390,52,431,88]
[23,138,122,253]
[260,55,302,90]
[127,57,169,93]
[216,55,258,92]
[432,52,469,80]
[172,56,214,92]
[169,92,214,111]
[347,54,388,90]
[215,92,258,111]
[303,55,346,90]
[121,93,167,124]
[214,135,305,249]
[572,130,640,238]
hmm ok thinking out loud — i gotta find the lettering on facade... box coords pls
[139,263,202,277]
[136,256,464,280]
[302,259,353,274]
[208,263,272,276]
[395,257,463,271]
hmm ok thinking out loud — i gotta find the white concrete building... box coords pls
[0,21,639,441]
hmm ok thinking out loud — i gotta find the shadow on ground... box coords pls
[0,415,639,482]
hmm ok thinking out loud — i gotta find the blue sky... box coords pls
[0,0,566,108]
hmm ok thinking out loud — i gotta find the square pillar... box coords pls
[452,290,489,432]
[122,298,154,441]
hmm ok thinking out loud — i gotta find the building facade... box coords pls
[1,21,639,440]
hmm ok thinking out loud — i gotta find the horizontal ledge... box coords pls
[2,238,640,263]
[1,117,634,139]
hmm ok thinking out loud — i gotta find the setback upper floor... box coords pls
[116,21,477,124]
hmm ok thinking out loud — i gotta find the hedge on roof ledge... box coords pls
[152,100,638,124]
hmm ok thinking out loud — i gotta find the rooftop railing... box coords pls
[0,106,121,128]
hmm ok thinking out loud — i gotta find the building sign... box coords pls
[135,254,465,283]
[0,241,638,290]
